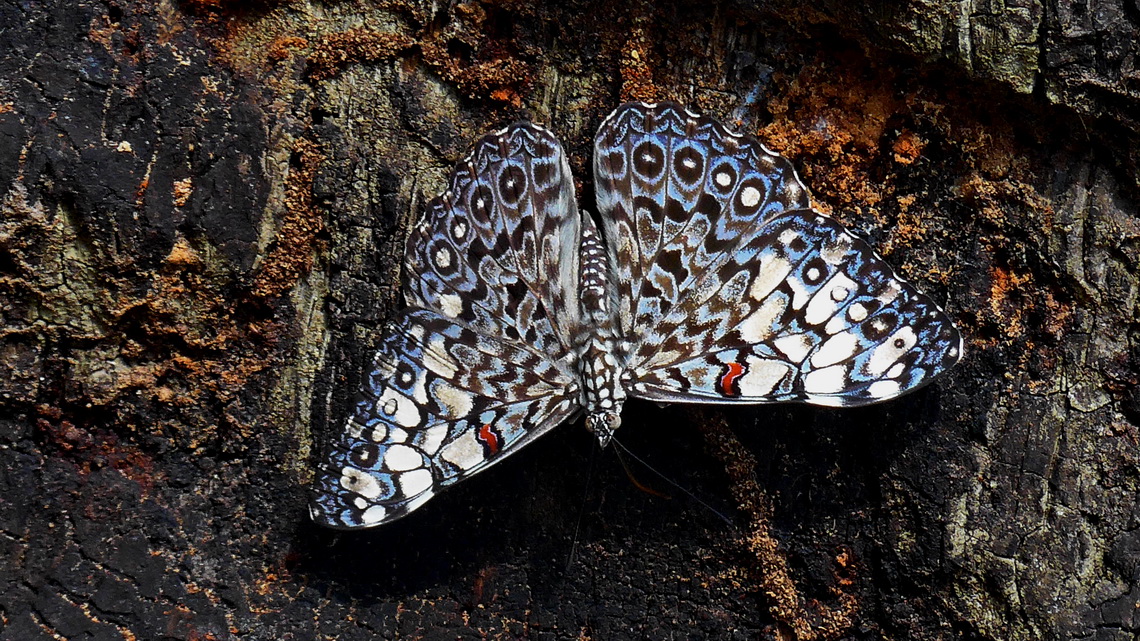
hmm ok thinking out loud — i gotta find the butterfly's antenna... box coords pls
[612,441,671,499]
[566,436,602,572]
[610,437,736,529]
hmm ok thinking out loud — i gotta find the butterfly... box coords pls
[309,101,963,529]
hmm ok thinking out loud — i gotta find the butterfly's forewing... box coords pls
[311,124,584,529]
[405,124,584,353]
[595,102,962,407]
[593,102,811,339]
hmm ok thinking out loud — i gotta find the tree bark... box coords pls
[1,1,1137,639]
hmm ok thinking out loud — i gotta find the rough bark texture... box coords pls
[1,1,1138,639]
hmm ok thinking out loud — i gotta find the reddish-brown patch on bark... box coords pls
[307,29,416,82]
[987,264,1034,339]
[251,138,324,299]
[691,408,859,640]
[620,25,658,103]
[891,129,925,165]
[266,36,308,63]
[307,18,532,105]
[760,55,904,224]
[36,410,159,497]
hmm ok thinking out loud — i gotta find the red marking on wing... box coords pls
[718,362,746,396]
[477,423,501,455]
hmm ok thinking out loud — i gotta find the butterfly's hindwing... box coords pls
[628,209,962,406]
[311,310,580,529]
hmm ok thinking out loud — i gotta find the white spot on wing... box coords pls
[340,467,382,499]
[878,280,902,304]
[399,468,433,498]
[440,294,463,318]
[866,327,917,376]
[805,273,858,326]
[434,246,451,269]
[773,334,813,363]
[824,315,848,335]
[737,357,792,396]
[361,505,387,524]
[750,254,793,301]
[868,379,902,398]
[740,186,761,207]
[418,423,448,455]
[803,365,849,394]
[441,430,484,471]
[377,388,421,428]
[811,332,860,368]
[738,296,785,342]
[383,444,422,472]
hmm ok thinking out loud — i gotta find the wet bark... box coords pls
[1,1,1137,639]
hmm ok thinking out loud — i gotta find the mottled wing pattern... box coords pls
[310,310,579,528]
[310,124,584,529]
[593,102,811,339]
[404,123,583,352]
[628,210,962,406]
[596,102,962,407]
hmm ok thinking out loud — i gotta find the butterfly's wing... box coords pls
[593,102,961,407]
[311,124,585,529]
[310,310,580,528]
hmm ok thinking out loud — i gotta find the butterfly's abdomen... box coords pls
[577,213,626,444]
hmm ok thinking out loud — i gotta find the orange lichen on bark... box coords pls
[251,138,323,299]
[307,22,531,104]
[173,178,193,208]
[759,57,903,223]
[307,28,416,81]
[988,264,1033,339]
[691,408,858,640]
[267,36,309,63]
[891,129,926,164]
[420,38,531,103]
[619,25,658,103]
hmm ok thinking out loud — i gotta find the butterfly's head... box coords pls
[586,410,621,447]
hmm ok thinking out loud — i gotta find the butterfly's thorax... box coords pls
[577,214,626,444]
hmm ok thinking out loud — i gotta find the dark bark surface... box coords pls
[1,1,1138,639]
